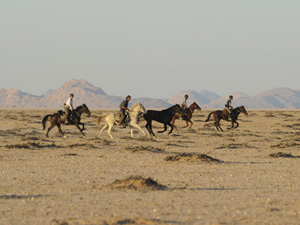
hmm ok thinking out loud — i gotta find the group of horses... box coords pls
[42,103,248,138]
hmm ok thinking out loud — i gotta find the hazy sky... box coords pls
[1,1,299,98]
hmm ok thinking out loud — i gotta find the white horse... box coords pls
[97,103,146,139]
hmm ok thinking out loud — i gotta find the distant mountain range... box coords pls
[1,79,300,109]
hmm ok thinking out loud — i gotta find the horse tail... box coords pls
[205,112,213,122]
[97,113,107,125]
[42,114,51,130]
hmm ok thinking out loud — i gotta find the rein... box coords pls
[233,107,242,113]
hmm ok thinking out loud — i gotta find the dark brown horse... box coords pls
[205,106,248,131]
[143,104,184,136]
[171,102,201,130]
[42,104,91,137]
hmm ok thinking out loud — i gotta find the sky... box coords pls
[1,0,300,99]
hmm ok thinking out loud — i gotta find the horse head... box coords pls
[239,105,248,116]
[76,104,91,117]
[131,103,146,114]
[191,102,201,111]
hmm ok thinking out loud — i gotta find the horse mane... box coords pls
[75,104,87,110]
[131,103,140,111]
[234,106,242,110]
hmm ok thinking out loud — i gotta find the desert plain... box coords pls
[0,108,300,225]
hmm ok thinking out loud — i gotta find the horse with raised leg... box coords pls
[97,103,146,139]
[42,104,91,137]
[205,106,248,131]
[143,104,184,137]
[171,102,201,131]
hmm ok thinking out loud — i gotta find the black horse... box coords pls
[42,104,91,137]
[205,106,248,131]
[143,104,184,136]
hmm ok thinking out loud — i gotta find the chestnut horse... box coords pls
[42,104,91,137]
[171,102,201,130]
[205,106,248,131]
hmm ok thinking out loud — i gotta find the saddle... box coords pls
[115,112,130,124]
[57,110,75,124]
[223,108,232,120]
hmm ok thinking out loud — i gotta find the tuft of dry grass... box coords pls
[270,141,299,148]
[124,145,164,153]
[104,176,168,191]
[5,142,56,149]
[165,153,221,163]
[269,152,295,158]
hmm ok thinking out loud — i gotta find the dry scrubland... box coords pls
[0,109,300,225]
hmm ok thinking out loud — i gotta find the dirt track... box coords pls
[1,109,300,224]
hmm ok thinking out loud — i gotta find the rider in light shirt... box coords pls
[64,93,74,124]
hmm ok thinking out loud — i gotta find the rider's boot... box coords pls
[65,115,70,125]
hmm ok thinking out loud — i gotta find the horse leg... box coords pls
[171,116,178,132]
[188,120,193,129]
[145,121,151,135]
[99,123,108,138]
[158,123,168,133]
[131,123,146,137]
[145,121,155,136]
[167,122,174,134]
[130,126,134,138]
[57,123,64,136]
[214,122,219,131]
[46,126,53,137]
[219,124,224,132]
[75,124,85,136]
[107,124,113,139]
[150,123,155,136]
[79,122,85,131]
[235,121,239,128]
[46,122,56,137]
[183,120,189,128]
[215,119,223,132]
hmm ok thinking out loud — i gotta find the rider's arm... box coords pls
[70,99,74,111]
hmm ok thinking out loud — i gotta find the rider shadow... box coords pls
[161,186,247,192]
[224,161,272,165]
[0,194,49,199]
[188,187,247,191]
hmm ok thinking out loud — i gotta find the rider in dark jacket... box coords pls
[118,95,131,127]
[225,95,233,120]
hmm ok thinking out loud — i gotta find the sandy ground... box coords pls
[0,108,300,225]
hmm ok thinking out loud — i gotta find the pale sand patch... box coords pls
[0,109,300,224]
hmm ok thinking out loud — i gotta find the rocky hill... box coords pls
[203,88,300,109]
[1,80,299,108]
[0,80,171,108]
[169,88,300,109]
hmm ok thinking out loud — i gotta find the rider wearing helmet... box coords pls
[118,95,131,127]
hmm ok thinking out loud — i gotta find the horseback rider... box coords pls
[118,95,131,127]
[181,94,189,117]
[225,95,233,120]
[64,93,74,124]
